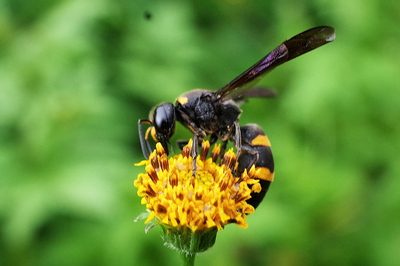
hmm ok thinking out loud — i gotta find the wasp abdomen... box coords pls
[237,124,274,208]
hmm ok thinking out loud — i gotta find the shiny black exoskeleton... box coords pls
[236,124,274,209]
[139,102,176,157]
[138,26,335,158]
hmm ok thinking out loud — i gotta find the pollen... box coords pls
[134,140,261,232]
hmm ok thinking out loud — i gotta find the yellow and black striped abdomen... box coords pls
[237,124,274,209]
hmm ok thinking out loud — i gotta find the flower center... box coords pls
[134,140,261,232]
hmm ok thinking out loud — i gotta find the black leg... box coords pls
[138,119,153,159]
[191,134,198,176]
[234,121,242,151]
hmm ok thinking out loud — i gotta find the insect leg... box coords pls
[191,134,199,176]
[138,119,153,159]
[233,120,242,158]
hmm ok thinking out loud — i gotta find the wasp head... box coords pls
[150,102,176,154]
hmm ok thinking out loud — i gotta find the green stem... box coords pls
[180,229,198,266]
[181,252,196,266]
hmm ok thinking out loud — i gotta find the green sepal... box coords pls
[161,225,218,255]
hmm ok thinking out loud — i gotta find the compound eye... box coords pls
[153,102,176,138]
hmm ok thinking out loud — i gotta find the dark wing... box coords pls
[228,87,277,105]
[216,26,335,99]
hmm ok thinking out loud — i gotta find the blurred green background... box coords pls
[1,0,399,265]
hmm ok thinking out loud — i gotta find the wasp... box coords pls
[236,124,274,209]
[138,26,335,159]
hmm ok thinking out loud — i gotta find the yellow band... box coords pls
[251,135,271,147]
[254,167,274,181]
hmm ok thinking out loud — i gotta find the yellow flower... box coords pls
[134,140,261,232]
